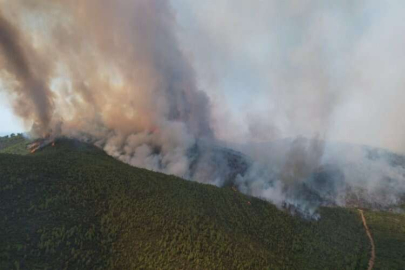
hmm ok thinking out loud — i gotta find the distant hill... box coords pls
[230,138,405,211]
[1,138,404,269]
[0,134,29,155]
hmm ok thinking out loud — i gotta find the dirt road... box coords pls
[358,209,375,270]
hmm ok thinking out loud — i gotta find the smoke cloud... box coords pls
[1,0,404,216]
[1,0,214,180]
[0,9,53,136]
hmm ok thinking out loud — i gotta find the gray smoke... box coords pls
[1,0,405,217]
[0,0,214,180]
[172,0,405,215]
[174,0,405,151]
[0,10,54,136]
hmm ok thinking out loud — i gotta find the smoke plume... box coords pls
[0,9,53,136]
[1,0,405,216]
[0,0,214,180]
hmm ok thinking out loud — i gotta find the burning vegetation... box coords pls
[2,138,404,269]
[0,0,404,217]
[27,137,54,154]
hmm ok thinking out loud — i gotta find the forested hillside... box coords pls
[0,138,404,269]
[364,210,405,269]
[0,134,29,155]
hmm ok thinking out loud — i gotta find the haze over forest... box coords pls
[0,0,405,215]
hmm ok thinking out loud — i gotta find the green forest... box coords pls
[0,134,28,155]
[0,136,404,269]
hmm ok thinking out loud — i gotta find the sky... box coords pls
[1,0,404,216]
[0,92,24,135]
[2,1,405,153]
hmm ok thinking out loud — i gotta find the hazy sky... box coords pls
[2,1,405,153]
[0,91,24,134]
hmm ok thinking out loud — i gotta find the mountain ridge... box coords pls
[1,137,404,269]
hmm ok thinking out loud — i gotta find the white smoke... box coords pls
[174,0,405,152]
[0,0,404,216]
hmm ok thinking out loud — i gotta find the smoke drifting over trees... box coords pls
[0,0,404,216]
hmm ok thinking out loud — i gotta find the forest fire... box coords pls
[0,0,404,219]
[28,142,41,154]
[27,138,53,154]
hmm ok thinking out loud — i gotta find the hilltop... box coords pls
[0,133,29,155]
[1,137,404,269]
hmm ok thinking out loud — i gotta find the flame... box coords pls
[28,141,43,154]
[29,143,40,154]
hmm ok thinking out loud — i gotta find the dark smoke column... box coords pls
[0,11,54,137]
